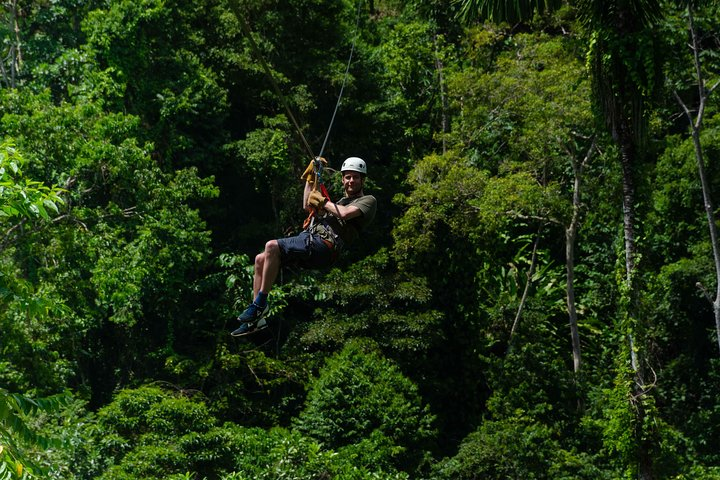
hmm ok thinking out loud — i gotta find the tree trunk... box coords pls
[11,0,20,87]
[674,5,720,353]
[619,126,637,285]
[0,0,21,88]
[433,34,448,155]
[617,121,646,378]
[565,140,594,373]
[565,223,581,372]
[618,118,655,480]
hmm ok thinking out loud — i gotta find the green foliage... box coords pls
[433,312,614,479]
[294,339,436,473]
[0,87,219,397]
[586,365,699,479]
[78,385,217,479]
[223,426,409,480]
[0,139,70,479]
[434,414,609,480]
[387,31,594,444]
[456,0,564,25]
[0,138,70,391]
[0,389,70,480]
[640,114,720,474]
[660,1,720,97]
[231,114,293,188]
[74,384,409,479]
[82,0,231,172]
[648,132,707,262]
[0,141,64,221]
[299,250,444,359]
[392,152,565,283]
[89,166,217,327]
[372,19,451,152]
[1,1,720,479]
[393,152,489,264]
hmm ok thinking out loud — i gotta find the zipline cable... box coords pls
[229,0,362,164]
[317,0,363,160]
[231,1,315,160]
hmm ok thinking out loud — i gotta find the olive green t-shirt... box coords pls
[317,194,376,245]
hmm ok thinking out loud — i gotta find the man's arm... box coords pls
[303,181,313,210]
[324,200,362,220]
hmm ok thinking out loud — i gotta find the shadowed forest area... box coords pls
[1,0,720,478]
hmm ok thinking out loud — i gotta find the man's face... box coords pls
[342,171,364,197]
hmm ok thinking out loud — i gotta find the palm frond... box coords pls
[455,0,564,24]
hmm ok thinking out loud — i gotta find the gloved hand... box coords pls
[308,190,327,209]
[300,157,327,184]
[300,159,315,182]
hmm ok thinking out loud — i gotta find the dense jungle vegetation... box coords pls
[1,0,720,478]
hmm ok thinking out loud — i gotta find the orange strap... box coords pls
[303,180,332,230]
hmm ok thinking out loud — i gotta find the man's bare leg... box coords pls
[252,252,264,300]
[259,240,281,294]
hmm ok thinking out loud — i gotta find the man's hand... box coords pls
[308,190,327,209]
[300,159,315,182]
[300,157,327,185]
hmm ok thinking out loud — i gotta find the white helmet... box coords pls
[341,156,367,175]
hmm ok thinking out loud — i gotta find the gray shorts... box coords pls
[277,230,337,270]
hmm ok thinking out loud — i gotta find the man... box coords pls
[232,156,377,336]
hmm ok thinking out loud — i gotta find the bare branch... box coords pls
[673,90,694,124]
[502,210,564,226]
[0,218,27,249]
[509,227,542,341]
[708,78,720,96]
[696,282,713,304]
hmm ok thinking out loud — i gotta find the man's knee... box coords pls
[255,241,279,269]
[265,240,280,256]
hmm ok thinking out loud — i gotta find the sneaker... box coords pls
[231,322,254,336]
[237,302,269,323]
[230,317,268,337]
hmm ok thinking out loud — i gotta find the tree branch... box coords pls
[509,226,542,342]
